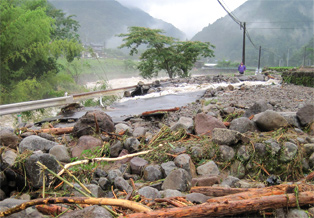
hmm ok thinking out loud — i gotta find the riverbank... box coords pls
[0,73,314,217]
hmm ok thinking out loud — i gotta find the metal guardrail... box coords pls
[0,85,137,116]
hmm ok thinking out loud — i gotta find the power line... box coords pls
[248,27,314,29]
[216,0,241,26]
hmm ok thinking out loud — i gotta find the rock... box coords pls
[1,149,17,167]
[49,145,71,163]
[72,110,115,138]
[25,153,60,189]
[124,137,140,153]
[265,139,281,156]
[218,145,235,161]
[0,171,7,188]
[254,143,267,157]
[190,146,204,158]
[114,176,133,193]
[279,142,298,162]
[115,149,131,165]
[0,198,43,218]
[229,117,257,133]
[186,193,211,204]
[221,176,240,187]
[73,184,106,198]
[296,104,314,126]
[308,207,314,218]
[0,189,6,201]
[107,169,122,183]
[212,128,242,146]
[59,205,113,218]
[170,117,194,134]
[304,144,314,156]
[0,129,19,148]
[191,175,219,187]
[287,209,308,218]
[243,100,269,118]
[196,160,220,176]
[132,127,147,137]
[237,145,252,161]
[278,112,301,128]
[161,161,178,177]
[174,154,197,177]
[37,133,55,141]
[130,157,148,175]
[160,189,184,198]
[194,113,226,136]
[98,177,110,190]
[310,122,314,136]
[255,110,288,131]
[162,169,192,192]
[138,186,161,201]
[71,135,103,158]
[109,141,123,157]
[19,135,59,153]
[115,123,132,135]
[143,165,163,181]
[230,160,246,179]
[234,180,265,188]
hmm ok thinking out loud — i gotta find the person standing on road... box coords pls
[238,62,246,75]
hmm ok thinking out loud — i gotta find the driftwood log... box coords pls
[122,191,314,218]
[29,127,74,135]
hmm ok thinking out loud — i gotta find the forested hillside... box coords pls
[192,0,313,67]
[49,0,186,47]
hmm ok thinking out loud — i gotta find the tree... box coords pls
[0,0,83,104]
[118,27,214,79]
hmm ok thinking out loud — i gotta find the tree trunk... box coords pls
[122,191,314,218]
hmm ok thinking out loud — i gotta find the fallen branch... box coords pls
[142,107,180,116]
[0,197,152,217]
[190,186,255,197]
[206,183,314,203]
[121,191,314,218]
[57,147,160,176]
[30,127,74,135]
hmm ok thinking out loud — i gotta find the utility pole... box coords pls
[242,22,246,65]
[258,46,261,73]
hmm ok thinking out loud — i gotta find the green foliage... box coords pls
[0,0,83,104]
[118,27,215,79]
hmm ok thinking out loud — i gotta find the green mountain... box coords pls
[192,0,313,67]
[49,0,186,47]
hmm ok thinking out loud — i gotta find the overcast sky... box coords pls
[116,0,247,38]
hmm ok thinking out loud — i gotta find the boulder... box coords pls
[161,161,178,177]
[229,117,257,133]
[132,127,147,137]
[19,135,59,153]
[212,128,243,146]
[196,160,220,176]
[71,135,102,158]
[194,113,226,136]
[219,145,235,161]
[114,176,133,193]
[255,110,288,131]
[109,141,123,157]
[1,149,17,167]
[265,139,281,156]
[115,123,132,136]
[304,144,314,156]
[237,145,252,161]
[230,160,246,179]
[130,157,148,175]
[191,175,219,187]
[0,129,19,148]
[124,137,140,153]
[186,193,211,204]
[221,176,240,188]
[73,184,106,198]
[278,112,301,128]
[170,117,194,134]
[162,169,192,192]
[72,110,115,137]
[59,205,113,218]
[296,104,314,126]
[279,142,298,163]
[143,165,163,181]
[287,209,309,218]
[25,153,60,189]
[107,169,122,183]
[160,189,184,198]
[138,186,161,201]
[49,145,71,163]
[243,100,269,118]
[174,154,197,177]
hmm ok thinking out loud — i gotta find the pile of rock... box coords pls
[0,74,314,217]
